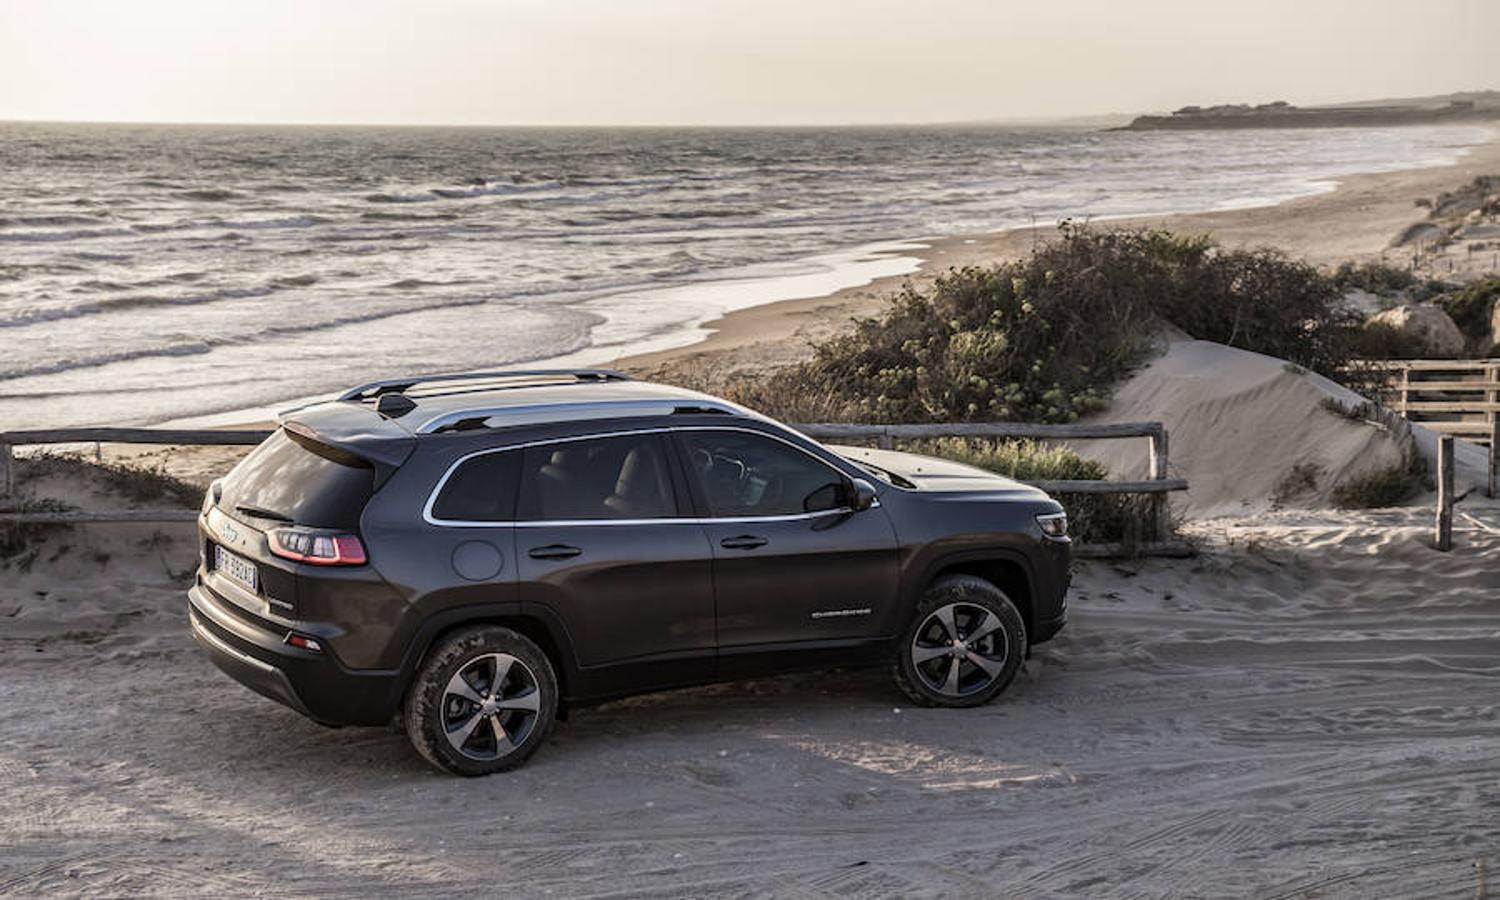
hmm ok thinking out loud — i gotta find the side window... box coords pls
[431,450,520,522]
[677,430,848,518]
[518,433,677,521]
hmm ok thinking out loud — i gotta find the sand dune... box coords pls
[1075,338,1407,517]
[1074,337,1493,518]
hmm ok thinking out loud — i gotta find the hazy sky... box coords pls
[3,0,1497,126]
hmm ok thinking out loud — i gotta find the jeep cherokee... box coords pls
[188,369,1070,775]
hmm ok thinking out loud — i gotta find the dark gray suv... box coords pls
[188,370,1070,775]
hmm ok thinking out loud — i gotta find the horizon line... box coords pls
[0,113,1134,130]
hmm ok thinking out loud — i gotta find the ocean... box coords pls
[1,121,1491,428]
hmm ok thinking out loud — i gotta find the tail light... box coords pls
[267,527,368,566]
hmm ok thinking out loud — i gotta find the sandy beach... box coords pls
[4,132,1500,897]
[617,135,1500,386]
[4,491,1498,895]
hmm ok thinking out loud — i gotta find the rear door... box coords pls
[208,429,378,617]
[513,431,716,691]
[672,428,900,667]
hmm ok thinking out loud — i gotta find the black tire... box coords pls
[404,626,558,776]
[892,575,1027,708]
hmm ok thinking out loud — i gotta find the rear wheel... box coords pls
[404,626,558,776]
[893,575,1026,708]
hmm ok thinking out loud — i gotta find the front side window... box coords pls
[518,433,677,521]
[677,430,848,518]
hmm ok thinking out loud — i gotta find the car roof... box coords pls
[281,370,757,441]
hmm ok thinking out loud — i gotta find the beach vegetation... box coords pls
[724,224,1390,425]
[1331,456,1428,509]
[21,452,201,508]
[1330,261,1450,302]
[1271,462,1323,507]
[900,438,1146,545]
[1435,277,1500,350]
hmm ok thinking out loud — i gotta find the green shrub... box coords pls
[1331,457,1428,508]
[726,224,1376,425]
[1435,278,1500,349]
[901,437,1148,545]
[1330,261,1450,301]
[908,437,1102,481]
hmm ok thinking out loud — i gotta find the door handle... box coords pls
[720,534,768,550]
[528,544,582,560]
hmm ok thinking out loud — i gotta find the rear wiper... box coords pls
[235,504,293,523]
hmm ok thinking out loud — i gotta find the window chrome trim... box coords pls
[422,424,873,528]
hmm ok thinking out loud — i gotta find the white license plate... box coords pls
[214,544,259,594]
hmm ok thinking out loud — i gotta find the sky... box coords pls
[2,0,1498,126]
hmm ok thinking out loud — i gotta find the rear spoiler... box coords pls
[280,420,414,490]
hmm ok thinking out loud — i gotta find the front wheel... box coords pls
[892,575,1027,708]
[404,626,558,776]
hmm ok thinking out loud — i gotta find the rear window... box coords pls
[430,451,520,522]
[219,430,375,529]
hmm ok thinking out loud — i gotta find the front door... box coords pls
[672,428,900,668]
[514,432,715,691]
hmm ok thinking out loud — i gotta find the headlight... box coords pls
[1035,511,1068,539]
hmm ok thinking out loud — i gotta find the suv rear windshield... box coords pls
[218,430,375,530]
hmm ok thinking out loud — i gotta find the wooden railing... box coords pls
[800,420,1185,557]
[1365,359,1500,496]
[0,420,1187,556]
[0,428,272,522]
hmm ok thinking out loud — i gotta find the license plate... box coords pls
[214,544,259,594]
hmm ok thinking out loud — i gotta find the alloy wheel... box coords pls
[441,652,543,760]
[909,601,1010,697]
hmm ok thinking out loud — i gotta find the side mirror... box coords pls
[849,477,878,512]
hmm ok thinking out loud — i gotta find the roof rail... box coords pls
[338,368,630,402]
[417,399,741,435]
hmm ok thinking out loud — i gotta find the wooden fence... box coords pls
[0,420,1187,556]
[1366,359,1500,497]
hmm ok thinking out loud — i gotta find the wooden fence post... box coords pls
[0,441,12,499]
[1148,427,1170,542]
[1436,435,1454,552]
[1488,363,1498,499]
[1490,418,1499,501]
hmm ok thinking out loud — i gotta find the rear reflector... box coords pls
[285,633,323,652]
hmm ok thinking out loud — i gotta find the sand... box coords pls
[1071,337,1413,518]
[2,476,1498,895]
[5,137,1500,896]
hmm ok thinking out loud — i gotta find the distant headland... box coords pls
[1116,90,1500,131]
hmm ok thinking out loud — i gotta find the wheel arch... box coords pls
[398,603,580,706]
[913,550,1036,640]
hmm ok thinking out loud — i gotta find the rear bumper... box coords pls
[188,583,403,726]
